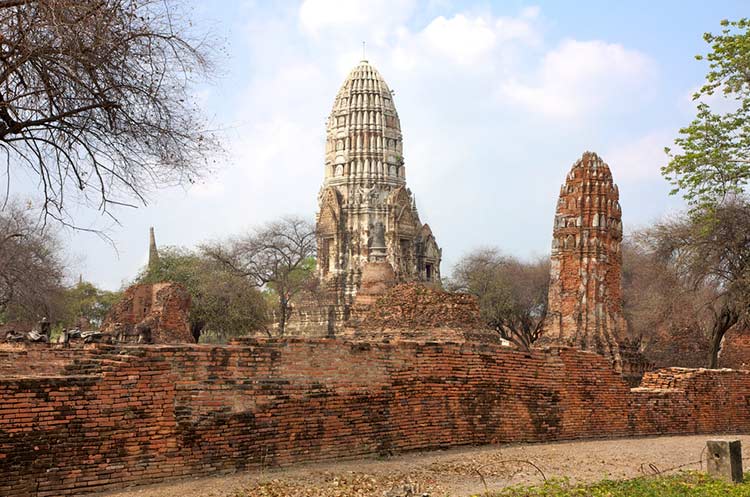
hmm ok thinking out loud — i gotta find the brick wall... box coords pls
[720,329,750,369]
[2,340,750,496]
[0,344,99,376]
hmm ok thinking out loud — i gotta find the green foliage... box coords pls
[664,18,750,212]
[202,217,317,335]
[267,256,316,297]
[484,472,750,497]
[59,281,120,328]
[137,247,268,342]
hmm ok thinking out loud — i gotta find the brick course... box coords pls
[2,340,750,496]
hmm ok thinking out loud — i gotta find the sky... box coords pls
[45,0,749,290]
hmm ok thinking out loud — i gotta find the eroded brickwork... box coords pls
[544,152,626,367]
[720,329,750,369]
[351,282,484,331]
[2,341,750,496]
[101,282,194,343]
[344,282,501,343]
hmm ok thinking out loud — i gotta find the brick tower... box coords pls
[544,151,625,368]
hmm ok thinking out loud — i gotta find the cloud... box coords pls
[389,10,541,72]
[416,11,541,66]
[500,39,656,119]
[189,177,226,198]
[69,2,677,291]
[299,0,417,41]
[605,130,673,183]
[420,15,498,65]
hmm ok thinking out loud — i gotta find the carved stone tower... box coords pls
[544,152,625,368]
[316,60,441,305]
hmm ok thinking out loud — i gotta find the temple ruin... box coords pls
[543,152,626,368]
[100,228,195,344]
[287,60,442,334]
[317,61,441,295]
[4,60,750,497]
[100,282,194,343]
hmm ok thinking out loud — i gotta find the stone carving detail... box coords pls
[543,151,626,369]
[371,221,386,250]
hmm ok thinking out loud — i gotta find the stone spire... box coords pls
[316,60,441,306]
[544,151,625,368]
[148,226,159,274]
[322,60,406,189]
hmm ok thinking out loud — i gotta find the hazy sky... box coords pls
[46,0,748,290]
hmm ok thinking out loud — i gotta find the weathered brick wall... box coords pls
[630,367,750,435]
[2,341,750,496]
[0,345,97,376]
[354,283,485,330]
[720,329,750,369]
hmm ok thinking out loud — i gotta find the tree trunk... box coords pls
[278,298,287,336]
[190,321,205,343]
[707,306,740,368]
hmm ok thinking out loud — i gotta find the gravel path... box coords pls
[99,434,748,497]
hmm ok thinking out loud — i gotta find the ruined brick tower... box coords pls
[544,151,625,367]
[316,60,442,306]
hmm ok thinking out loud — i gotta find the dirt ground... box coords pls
[99,434,748,497]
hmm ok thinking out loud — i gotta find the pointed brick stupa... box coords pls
[543,151,625,369]
[148,226,159,274]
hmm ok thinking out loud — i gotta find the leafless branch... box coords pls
[0,0,221,227]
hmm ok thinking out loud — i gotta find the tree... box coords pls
[203,217,316,336]
[621,239,711,368]
[450,248,550,350]
[663,18,750,211]
[58,280,119,329]
[0,0,220,226]
[0,202,65,322]
[137,247,268,342]
[634,199,750,368]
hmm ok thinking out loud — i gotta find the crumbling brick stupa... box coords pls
[542,152,627,369]
[100,227,195,344]
[100,282,194,344]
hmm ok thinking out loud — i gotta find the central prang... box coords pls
[316,60,442,310]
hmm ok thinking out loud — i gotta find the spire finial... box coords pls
[362,41,366,61]
[148,226,159,274]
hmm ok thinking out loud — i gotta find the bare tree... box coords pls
[0,202,65,322]
[0,0,220,226]
[450,248,550,350]
[203,217,316,336]
[634,198,750,368]
[621,240,711,368]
